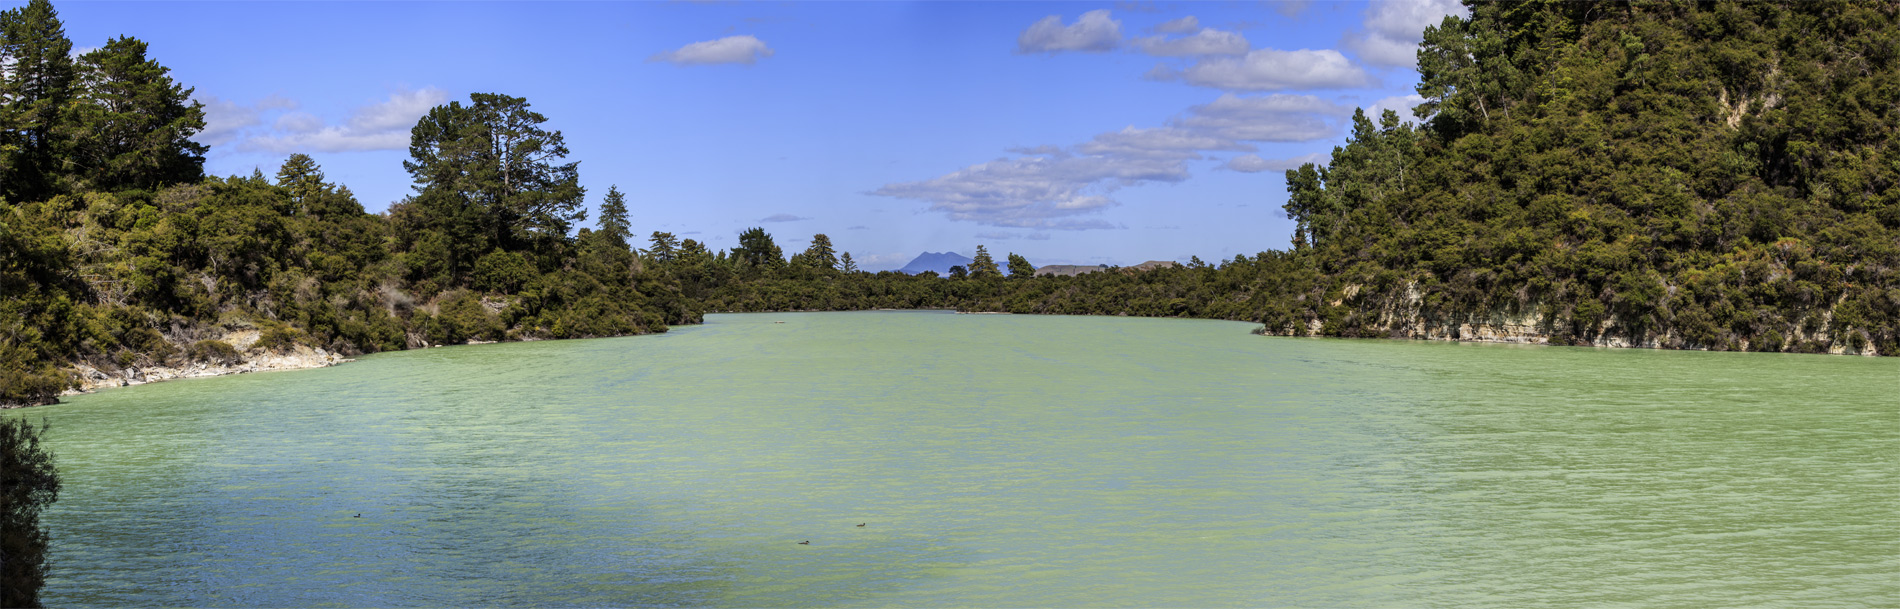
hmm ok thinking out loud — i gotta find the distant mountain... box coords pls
[898,251,974,275]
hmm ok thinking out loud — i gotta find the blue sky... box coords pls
[48,0,1464,270]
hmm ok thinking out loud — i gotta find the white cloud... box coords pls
[760,213,810,222]
[1364,94,1428,120]
[1344,0,1467,68]
[192,93,299,147]
[1154,16,1199,34]
[1017,10,1122,54]
[1173,93,1348,142]
[1224,152,1329,173]
[1133,28,1250,57]
[240,88,448,154]
[1166,48,1374,91]
[873,91,1349,229]
[650,35,775,66]
[274,112,323,133]
[1076,126,1252,160]
[873,153,1175,230]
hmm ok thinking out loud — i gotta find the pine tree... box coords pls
[0,0,75,201]
[61,36,206,192]
[839,252,857,273]
[648,231,680,264]
[969,245,1000,278]
[801,234,838,271]
[596,186,631,249]
[276,154,324,214]
[1006,253,1035,278]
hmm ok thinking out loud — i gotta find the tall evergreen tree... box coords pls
[596,186,630,250]
[0,0,74,201]
[61,36,206,192]
[800,233,838,271]
[648,231,680,264]
[839,251,857,273]
[968,245,1000,278]
[732,227,783,272]
[403,92,585,251]
[276,153,323,214]
[1006,253,1035,278]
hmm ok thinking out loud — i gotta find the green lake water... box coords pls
[21,311,1899,606]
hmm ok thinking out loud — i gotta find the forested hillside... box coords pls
[0,0,693,406]
[1275,0,1898,352]
[4,0,1894,407]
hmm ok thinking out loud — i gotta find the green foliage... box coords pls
[0,418,59,608]
[1006,253,1035,278]
[968,245,1000,279]
[185,340,240,365]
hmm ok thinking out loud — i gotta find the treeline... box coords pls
[0,0,693,406]
[1273,0,1897,353]
[5,0,1897,407]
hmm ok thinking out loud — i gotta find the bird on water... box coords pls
[856,523,866,527]
[797,540,810,545]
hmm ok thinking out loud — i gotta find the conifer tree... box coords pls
[1006,253,1035,278]
[839,252,857,273]
[62,36,206,192]
[968,245,999,278]
[596,186,631,249]
[0,0,74,201]
[801,234,838,271]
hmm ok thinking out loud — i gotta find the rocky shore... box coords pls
[24,344,352,408]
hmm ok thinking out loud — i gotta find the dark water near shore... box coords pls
[23,311,1899,606]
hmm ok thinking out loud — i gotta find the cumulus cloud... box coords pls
[649,35,775,66]
[873,153,1175,230]
[1344,0,1467,68]
[1076,126,1252,160]
[1017,10,1122,54]
[1162,48,1374,91]
[874,92,1349,229]
[1364,94,1428,120]
[1133,28,1250,57]
[193,94,298,147]
[1154,16,1199,34]
[240,88,448,154]
[1223,152,1330,173]
[1172,93,1348,142]
[760,213,810,222]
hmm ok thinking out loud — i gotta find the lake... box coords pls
[24,311,1899,606]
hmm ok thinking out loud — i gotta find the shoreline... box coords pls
[39,344,353,407]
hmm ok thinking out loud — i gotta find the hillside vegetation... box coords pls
[3,0,1894,406]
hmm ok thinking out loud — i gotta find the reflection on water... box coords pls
[24,311,1898,606]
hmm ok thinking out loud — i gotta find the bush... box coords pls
[0,418,60,607]
[185,340,242,365]
[253,322,302,352]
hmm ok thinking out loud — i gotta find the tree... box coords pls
[60,36,206,192]
[969,245,1000,278]
[596,186,630,250]
[947,265,968,279]
[0,0,75,201]
[800,234,838,271]
[276,154,324,214]
[0,418,59,608]
[839,252,858,273]
[403,92,585,251]
[1006,253,1035,278]
[731,227,783,272]
[647,231,680,264]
